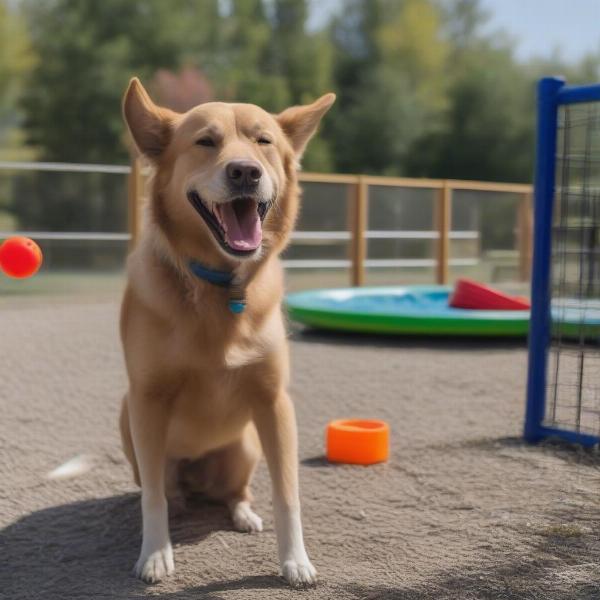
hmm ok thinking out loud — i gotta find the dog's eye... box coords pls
[196,137,215,147]
[257,137,272,145]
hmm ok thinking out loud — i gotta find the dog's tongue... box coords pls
[218,199,262,251]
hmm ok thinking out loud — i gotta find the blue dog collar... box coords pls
[188,259,233,287]
[188,259,246,314]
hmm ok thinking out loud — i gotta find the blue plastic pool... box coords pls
[285,286,600,337]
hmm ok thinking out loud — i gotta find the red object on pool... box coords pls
[449,278,530,311]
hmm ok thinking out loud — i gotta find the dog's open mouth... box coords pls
[187,191,271,256]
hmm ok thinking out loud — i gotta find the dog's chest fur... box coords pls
[159,297,286,459]
[177,301,284,370]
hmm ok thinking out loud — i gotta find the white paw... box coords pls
[281,558,317,588]
[231,501,263,533]
[134,544,174,583]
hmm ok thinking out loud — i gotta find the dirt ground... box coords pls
[1,300,599,600]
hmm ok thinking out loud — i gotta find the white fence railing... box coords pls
[0,160,532,284]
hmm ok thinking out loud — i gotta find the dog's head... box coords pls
[123,78,335,266]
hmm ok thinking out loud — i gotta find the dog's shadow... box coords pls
[0,492,252,598]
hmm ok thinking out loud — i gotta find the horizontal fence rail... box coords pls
[0,160,131,174]
[281,258,479,269]
[291,230,479,240]
[0,160,533,286]
[0,231,130,241]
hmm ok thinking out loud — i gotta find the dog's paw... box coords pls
[231,501,263,533]
[281,558,317,588]
[134,544,174,583]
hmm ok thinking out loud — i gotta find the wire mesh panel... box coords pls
[545,101,600,437]
[282,181,352,291]
[450,189,521,285]
[365,185,437,285]
[525,78,600,447]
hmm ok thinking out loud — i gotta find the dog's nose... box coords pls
[226,160,263,188]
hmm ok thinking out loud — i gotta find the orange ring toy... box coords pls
[326,419,389,465]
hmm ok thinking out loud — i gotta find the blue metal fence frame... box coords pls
[524,77,600,447]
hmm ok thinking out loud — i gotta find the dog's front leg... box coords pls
[253,391,316,587]
[128,391,174,583]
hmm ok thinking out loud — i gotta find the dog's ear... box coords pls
[276,93,336,158]
[123,78,178,159]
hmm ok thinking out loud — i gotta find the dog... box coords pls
[119,77,335,587]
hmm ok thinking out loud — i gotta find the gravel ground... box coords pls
[1,300,599,599]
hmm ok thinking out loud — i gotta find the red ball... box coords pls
[0,237,43,278]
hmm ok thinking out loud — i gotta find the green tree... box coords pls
[268,0,333,105]
[327,0,449,175]
[15,0,599,186]
[0,1,36,232]
[14,0,222,246]
[21,0,221,163]
[0,1,35,161]
[404,0,534,182]
[218,0,289,110]
[218,0,334,170]
[407,0,600,183]
[437,0,488,51]
[527,49,600,87]
[405,41,535,182]
[268,0,334,170]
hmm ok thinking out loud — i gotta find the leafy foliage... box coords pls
[3,0,599,181]
[0,1,35,160]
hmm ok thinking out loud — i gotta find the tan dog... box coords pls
[119,78,334,587]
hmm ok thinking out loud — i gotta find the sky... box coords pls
[309,0,600,64]
[480,0,600,63]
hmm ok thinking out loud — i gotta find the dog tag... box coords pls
[228,300,246,314]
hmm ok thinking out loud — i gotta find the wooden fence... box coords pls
[128,159,533,287]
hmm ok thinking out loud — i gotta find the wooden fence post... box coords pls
[350,176,368,286]
[518,191,533,282]
[128,156,143,250]
[436,181,451,285]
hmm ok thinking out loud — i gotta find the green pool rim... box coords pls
[285,285,530,337]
